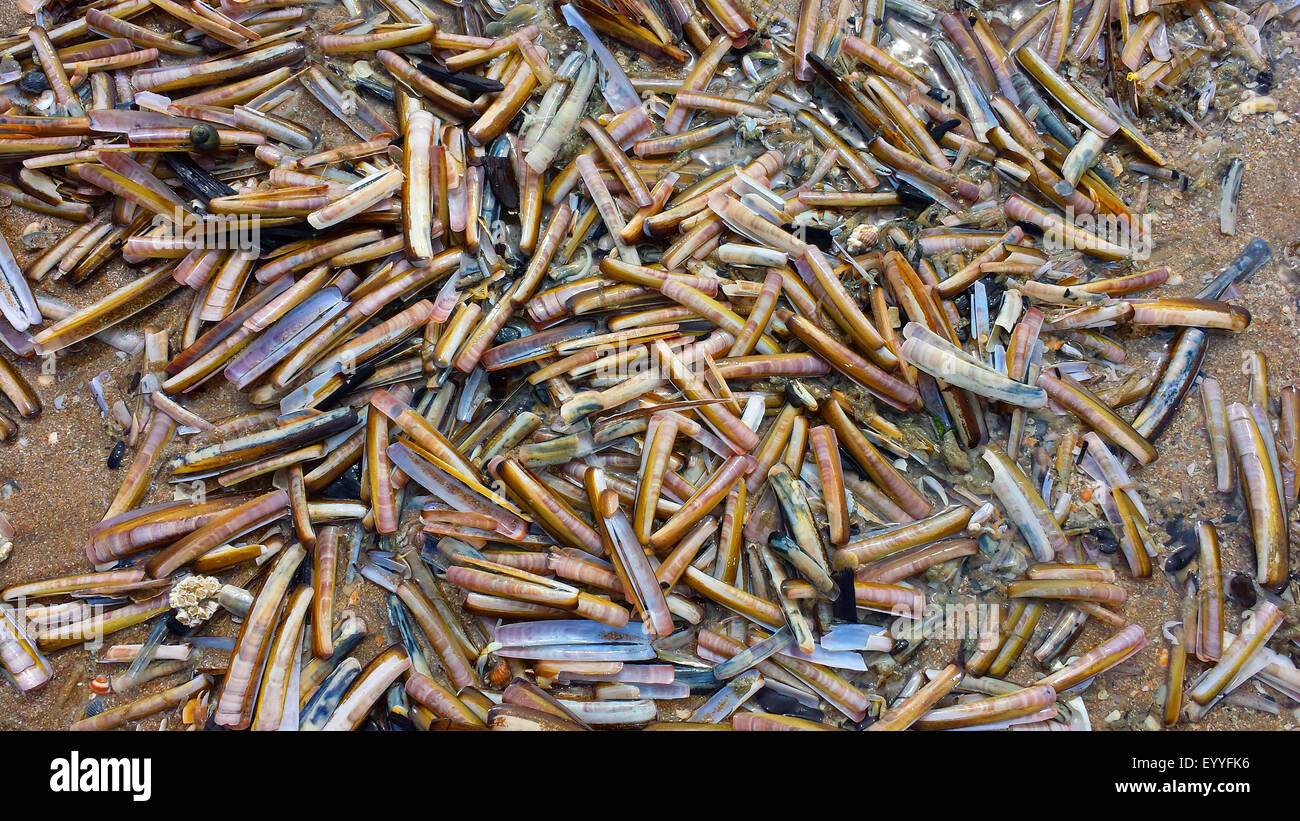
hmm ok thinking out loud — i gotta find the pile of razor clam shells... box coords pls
[0,0,1296,732]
